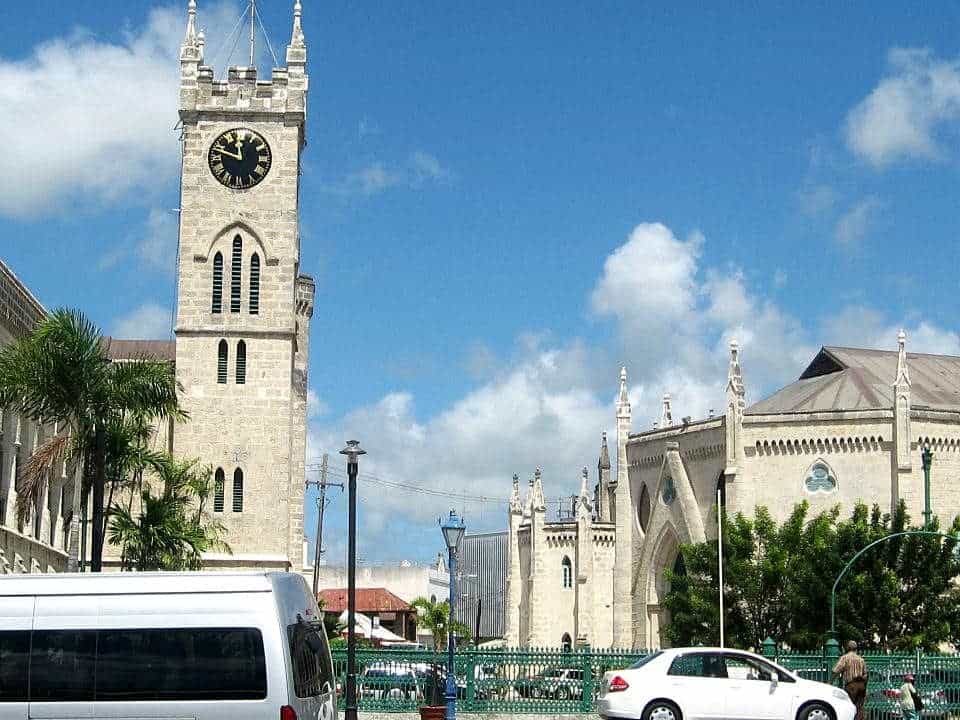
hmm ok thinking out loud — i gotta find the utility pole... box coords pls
[306,453,343,596]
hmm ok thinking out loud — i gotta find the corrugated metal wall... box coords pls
[455,531,507,640]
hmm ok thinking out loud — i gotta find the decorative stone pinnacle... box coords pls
[291,0,306,48]
[184,0,198,45]
[599,431,611,470]
[618,366,629,406]
[895,329,911,387]
[579,467,592,509]
[727,338,745,397]
[530,467,546,512]
[660,393,673,427]
[509,473,523,514]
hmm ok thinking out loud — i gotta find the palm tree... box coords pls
[0,309,183,570]
[108,456,230,571]
[411,596,472,650]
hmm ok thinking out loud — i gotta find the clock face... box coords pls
[208,128,272,190]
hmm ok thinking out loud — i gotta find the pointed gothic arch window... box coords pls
[233,468,244,512]
[561,633,572,652]
[236,340,247,385]
[249,253,260,315]
[561,556,573,589]
[638,484,651,533]
[231,235,242,313]
[213,468,225,512]
[804,459,837,494]
[217,340,228,384]
[212,252,223,313]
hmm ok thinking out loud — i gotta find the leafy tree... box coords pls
[0,309,182,570]
[664,500,960,651]
[317,598,346,640]
[107,457,229,571]
[411,596,472,650]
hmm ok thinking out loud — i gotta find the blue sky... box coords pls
[3,1,960,565]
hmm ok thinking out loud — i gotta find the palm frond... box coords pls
[15,432,74,525]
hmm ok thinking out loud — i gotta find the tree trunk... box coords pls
[66,461,83,572]
[90,420,106,572]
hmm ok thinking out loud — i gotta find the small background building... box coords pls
[318,587,418,643]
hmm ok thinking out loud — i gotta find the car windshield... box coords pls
[629,651,664,669]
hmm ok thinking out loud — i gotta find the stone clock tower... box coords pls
[173,0,312,570]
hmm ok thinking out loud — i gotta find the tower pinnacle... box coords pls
[185,0,198,45]
[291,0,306,48]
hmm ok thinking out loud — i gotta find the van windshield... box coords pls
[288,621,335,698]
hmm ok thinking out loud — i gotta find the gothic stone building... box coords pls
[0,1,315,574]
[505,332,960,649]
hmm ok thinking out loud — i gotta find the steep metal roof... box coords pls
[102,338,176,363]
[747,346,960,414]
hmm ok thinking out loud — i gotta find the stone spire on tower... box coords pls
[579,467,592,510]
[184,0,198,46]
[893,329,912,472]
[660,393,673,427]
[509,473,523,515]
[530,467,546,512]
[895,329,911,387]
[725,339,746,476]
[599,432,611,471]
[612,365,634,647]
[291,0,306,48]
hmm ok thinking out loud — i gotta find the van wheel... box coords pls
[799,702,834,720]
[644,700,681,720]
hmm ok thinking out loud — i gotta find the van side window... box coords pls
[288,621,334,698]
[30,630,97,701]
[97,628,267,701]
[0,631,29,702]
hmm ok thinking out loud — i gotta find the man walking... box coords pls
[833,640,868,720]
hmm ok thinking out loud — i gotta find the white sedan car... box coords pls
[597,648,855,720]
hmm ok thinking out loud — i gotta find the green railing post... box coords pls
[825,638,840,686]
[465,649,476,710]
[762,637,776,659]
[580,646,594,714]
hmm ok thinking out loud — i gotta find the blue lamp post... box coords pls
[440,510,465,720]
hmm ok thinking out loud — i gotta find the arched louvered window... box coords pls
[561,633,572,652]
[230,235,242,313]
[212,252,223,313]
[217,340,228,384]
[249,253,260,315]
[236,340,247,385]
[233,468,244,512]
[562,556,572,589]
[213,468,225,512]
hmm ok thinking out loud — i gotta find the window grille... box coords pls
[233,468,244,512]
[236,340,246,385]
[231,236,242,313]
[214,468,225,512]
[212,252,223,313]
[217,340,228,384]
[249,254,260,315]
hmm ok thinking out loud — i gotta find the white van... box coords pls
[0,571,337,720]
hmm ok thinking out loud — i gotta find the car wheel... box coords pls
[556,687,572,701]
[644,700,681,720]
[799,702,833,720]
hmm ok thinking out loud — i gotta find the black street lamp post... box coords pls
[922,442,933,528]
[340,440,365,720]
[440,510,465,720]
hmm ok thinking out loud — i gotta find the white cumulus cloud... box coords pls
[846,48,960,167]
[112,303,173,340]
[835,197,882,247]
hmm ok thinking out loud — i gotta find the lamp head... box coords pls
[339,440,366,463]
[440,509,465,551]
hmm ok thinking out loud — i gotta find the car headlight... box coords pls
[833,689,851,701]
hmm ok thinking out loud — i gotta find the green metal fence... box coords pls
[332,645,960,716]
[331,646,649,713]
